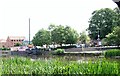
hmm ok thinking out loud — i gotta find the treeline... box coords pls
[32,25,79,46]
[32,7,120,47]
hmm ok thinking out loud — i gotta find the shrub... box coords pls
[104,49,120,57]
[1,48,10,50]
[14,43,22,46]
[7,48,10,50]
[6,48,10,50]
[53,49,65,55]
[2,48,6,50]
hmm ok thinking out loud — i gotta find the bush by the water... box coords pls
[1,57,119,75]
[104,49,120,57]
[0,48,10,50]
[53,49,64,55]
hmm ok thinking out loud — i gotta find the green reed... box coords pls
[1,57,119,75]
[104,49,120,57]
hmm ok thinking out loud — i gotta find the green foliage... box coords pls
[113,7,120,27]
[64,26,79,44]
[88,8,119,40]
[79,31,90,44]
[104,49,120,57]
[48,24,56,31]
[14,43,22,46]
[51,25,66,45]
[52,49,64,55]
[101,38,108,46]
[1,57,119,75]
[105,26,120,46]
[32,29,51,46]
[0,48,10,50]
[51,25,79,46]
[32,25,79,46]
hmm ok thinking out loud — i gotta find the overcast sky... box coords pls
[0,0,117,40]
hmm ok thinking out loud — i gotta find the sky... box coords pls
[0,0,117,40]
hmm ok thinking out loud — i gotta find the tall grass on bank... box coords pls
[1,57,119,75]
[104,49,120,57]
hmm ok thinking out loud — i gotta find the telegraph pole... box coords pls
[29,18,30,45]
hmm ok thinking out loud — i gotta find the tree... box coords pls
[79,32,90,44]
[105,26,120,46]
[88,8,117,40]
[32,25,79,46]
[51,25,79,46]
[64,26,79,44]
[32,29,51,46]
[14,43,21,46]
[113,7,120,27]
[48,24,56,31]
[51,25,66,46]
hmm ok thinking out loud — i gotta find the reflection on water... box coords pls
[26,54,101,62]
[24,54,119,62]
[4,54,119,63]
[9,51,120,62]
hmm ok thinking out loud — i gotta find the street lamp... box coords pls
[113,0,120,9]
[97,30,100,41]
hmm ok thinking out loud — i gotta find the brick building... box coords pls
[6,36,25,48]
[0,36,25,48]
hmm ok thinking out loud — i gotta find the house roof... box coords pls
[8,36,25,40]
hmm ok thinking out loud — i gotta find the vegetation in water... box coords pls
[104,49,120,57]
[52,49,65,55]
[1,57,119,75]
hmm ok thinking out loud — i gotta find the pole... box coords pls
[29,18,30,45]
[97,29,100,47]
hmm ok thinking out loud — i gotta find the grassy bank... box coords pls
[1,57,119,75]
[104,49,120,57]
